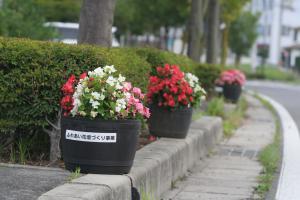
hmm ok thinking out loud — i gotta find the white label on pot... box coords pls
[66,130,117,143]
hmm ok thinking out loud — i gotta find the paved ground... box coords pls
[162,95,275,200]
[246,80,300,129]
[0,164,69,200]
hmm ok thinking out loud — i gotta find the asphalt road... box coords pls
[0,164,69,200]
[246,80,300,130]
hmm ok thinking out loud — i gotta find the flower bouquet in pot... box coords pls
[60,65,150,174]
[216,69,246,103]
[147,64,206,138]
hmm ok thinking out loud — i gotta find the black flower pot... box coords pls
[61,117,140,174]
[223,84,242,103]
[148,105,193,138]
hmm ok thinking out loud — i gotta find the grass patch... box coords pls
[228,64,300,83]
[206,97,225,118]
[254,94,281,198]
[68,167,81,181]
[192,110,204,121]
[140,189,155,200]
[206,96,248,137]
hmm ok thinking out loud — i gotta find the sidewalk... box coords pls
[162,95,275,200]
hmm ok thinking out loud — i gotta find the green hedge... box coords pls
[0,37,220,134]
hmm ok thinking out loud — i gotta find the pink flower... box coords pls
[123,82,132,91]
[143,107,150,118]
[216,69,246,86]
[148,135,156,142]
[132,87,141,95]
[135,102,144,112]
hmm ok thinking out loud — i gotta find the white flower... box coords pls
[115,98,126,113]
[91,92,101,100]
[124,92,131,99]
[84,87,90,93]
[104,65,116,74]
[90,111,98,118]
[185,73,199,88]
[70,98,81,116]
[115,82,123,90]
[201,87,207,95]
[115,106,121,113]
[99,94,105,101]
[194,85,201,92]
[92,101,100,109]
[79,111,86,116]
[76,83,84,95]
[116,98,126,107]
[94,67,104,77]
[186,73,198,82]
[118,74,126,82]
[106,76,116,86]
[90,99,100,109]
[88,71,95,77]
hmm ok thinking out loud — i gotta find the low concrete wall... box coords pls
[38,116,222,200]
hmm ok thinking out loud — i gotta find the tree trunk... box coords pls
[43,111,62,163]
[159,27,168,50]
[165,27,169,50]
[187,0,208,62]
[171,28,177,51]
[78,0,116,47]
[235,54,241,66]
[221,25,229,67]
[206,0,220,64]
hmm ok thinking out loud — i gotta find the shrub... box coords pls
[0,37,221,150]
[135,48,221,92]
[194,64,221,93]
[0,37,150,134]
[134,47,197,73]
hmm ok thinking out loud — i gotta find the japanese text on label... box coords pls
[66,130,117,143]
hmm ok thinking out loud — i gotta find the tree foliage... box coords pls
[220,0,250,66]
[0,0,56,40]
[220,0,249,23]
[35,0,82,22]
[229,12,259,58]
[114,0,189,36]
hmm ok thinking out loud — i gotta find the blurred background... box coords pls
[1,0,300,74]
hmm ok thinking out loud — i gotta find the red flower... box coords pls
[80,72,87,80]
[67,74,76,84]
[61,82,74,95]
[167,96,175,107]
[147,64,195,109]
[60,95,73,111]
[61,74,76,95]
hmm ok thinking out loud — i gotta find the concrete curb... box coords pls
[256,93,300,200]
[38,116,222,200]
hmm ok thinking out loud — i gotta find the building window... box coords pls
[282,26,291,36]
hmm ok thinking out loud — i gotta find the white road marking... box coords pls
[256,93,300,200]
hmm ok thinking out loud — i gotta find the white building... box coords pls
[250,0,300,66]
[285,27,300,67]
[45,22,120,47]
